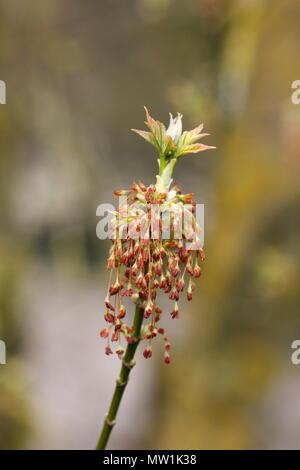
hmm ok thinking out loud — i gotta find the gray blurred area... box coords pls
[0,0,300,449]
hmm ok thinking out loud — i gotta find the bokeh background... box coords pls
[0,0,300,450]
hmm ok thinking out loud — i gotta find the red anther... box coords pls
[193,265,202,278]
[142,248,149,261]
[131,262,138,277]
[104,312,115,323]
[176,278,185,292]
[111,331,119,342]
[109,285,118,296]
[109,281,122,296]
[116,345,124,359]
[105,299,115,311]
[159,275,166,289]
[164,284,172,294]
[113,190,128,196]
[150,289,157,301]
[117,305,126,319]
[143,346,152,359]
[139,290,148,301]
[155,262,162,276]
[180,193,193,201]
[135,272,144,286]
[171,266,180,278]
[124,269,131,279]
[158,328,165,335]
[106,257,115,270]
[166,271,172,286]
[178,248,189,263]
[144,301,153,315]
[131,183,139,192]
[186,261,194,276]
[121,254,129,265]
[122,286,133,297]
[164,352,171,364]
[170,302,179,319]
[137,181,147,192]
[100,328,109,338]
[169,257,180,277]
[169,288,179,301]
[145,330,157,339]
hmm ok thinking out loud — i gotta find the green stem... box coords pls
[96,304,145,450]
[156,157,178,194]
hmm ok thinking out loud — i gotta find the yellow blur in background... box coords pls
[0,0,300,449]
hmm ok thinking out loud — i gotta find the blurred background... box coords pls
[0,0,300,450]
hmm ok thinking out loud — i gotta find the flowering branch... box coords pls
[96,107,215,449]
[96,304,144,450]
